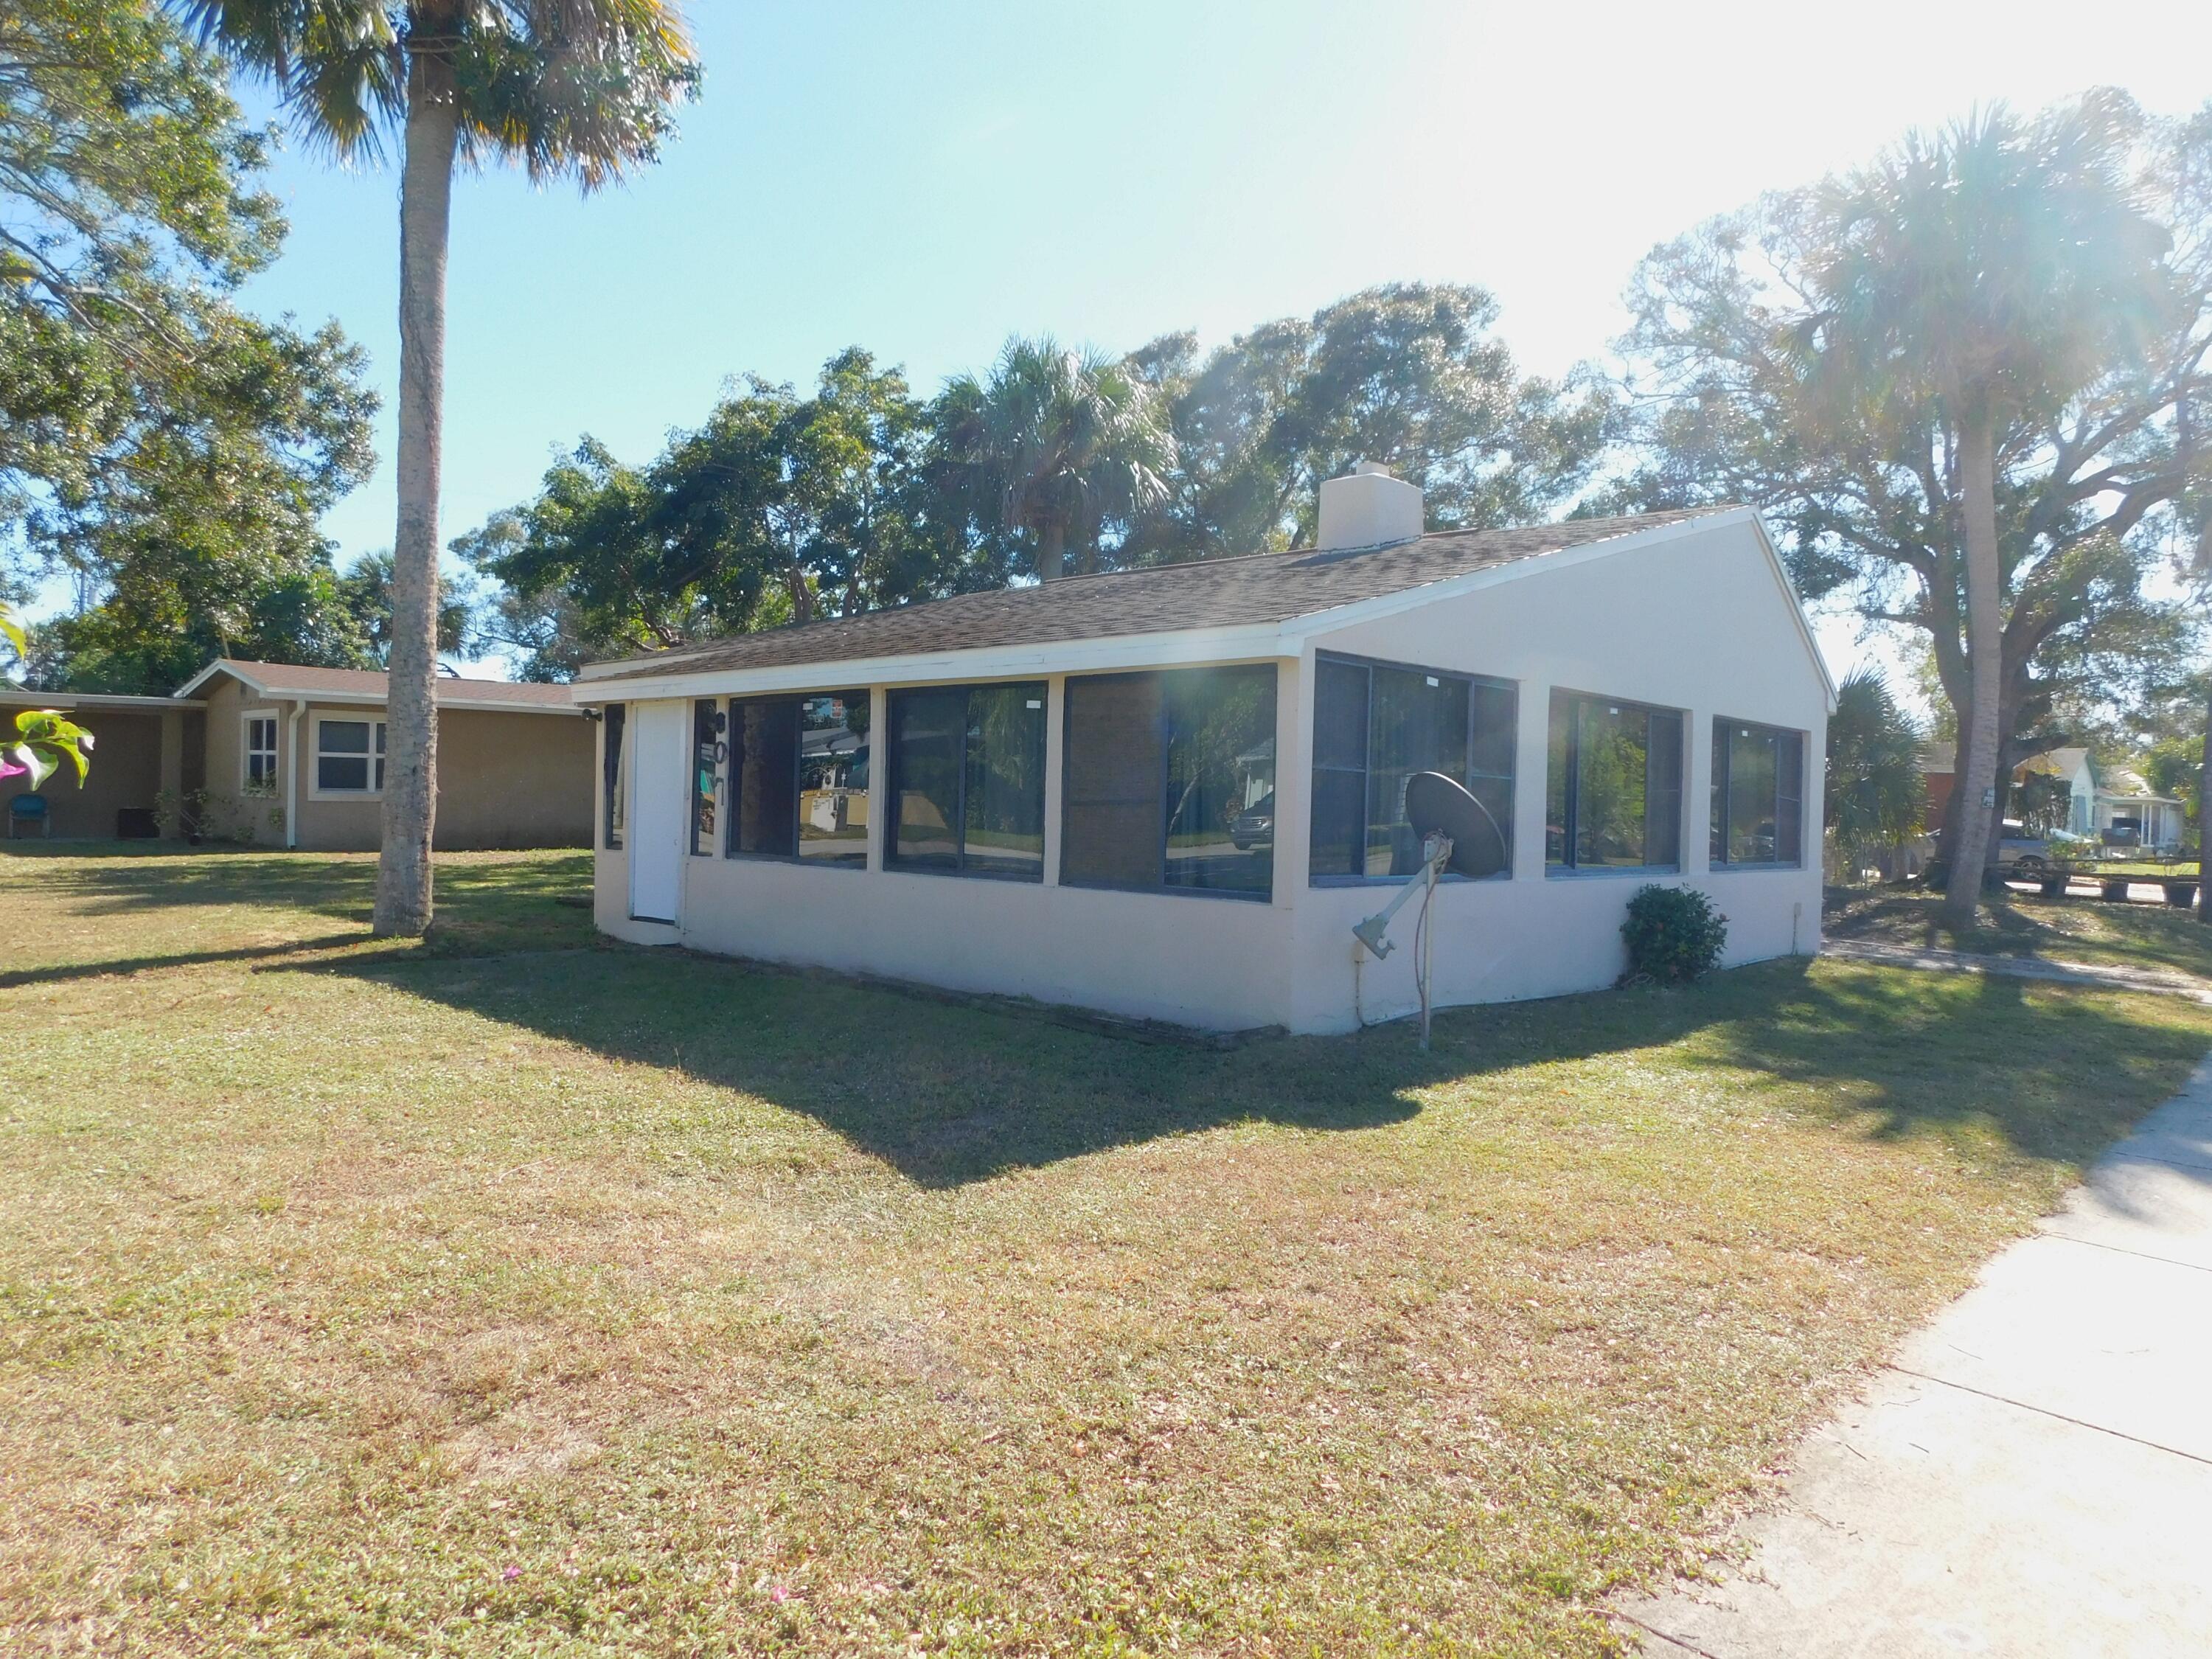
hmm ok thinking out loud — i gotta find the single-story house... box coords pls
[571,465,1833,1035]
[1926,742,2188,850]
[173,661,594,850]
[4,661,593,849]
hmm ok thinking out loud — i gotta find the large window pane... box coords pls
[888,683,1045,879]
[797,692,869,864]
[961,684,1047,877]
[1711,718,1806,868]
[317,719,372,793]
[691,699,721,854]
[1063,673,1165,888]
[1574,700,1650,866]
[1164,665,1274,896]
[729,698,799,858]
[1312,656,1516,883]
[1367,667,1468,876]
[889,688,964,868]
[1646,710,1683,867]
[1548,691,1683,872]
[1776,729,1804,864]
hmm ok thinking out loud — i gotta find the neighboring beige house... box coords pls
[174,661,592,850]
[573,465,1834,1034]
[5,661,591,849]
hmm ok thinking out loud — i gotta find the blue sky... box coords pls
[175,1,2212,680]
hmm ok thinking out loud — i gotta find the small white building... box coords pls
[572,468,1832,1034]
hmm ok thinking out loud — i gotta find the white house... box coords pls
[2016,746,2185,849]
[571,467,1832,1034]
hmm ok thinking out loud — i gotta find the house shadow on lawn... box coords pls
[311,935,2212,1189]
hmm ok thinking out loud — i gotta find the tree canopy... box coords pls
[1124,283,1618,563]
[1,0,377,692]
[1614,91,2211,849]
[464,350,987,679]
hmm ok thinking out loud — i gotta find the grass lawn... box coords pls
[1826,881,2212,981]
[7,847,2211,1656]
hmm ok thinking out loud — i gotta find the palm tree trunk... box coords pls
[1941,403,2003,929]
[372,38,459,938]
[1038,520,1065,582]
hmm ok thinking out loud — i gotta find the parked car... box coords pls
[1929,821,2069,880]
[1229,790,1275,851]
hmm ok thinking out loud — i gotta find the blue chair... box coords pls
[8,792,49,838]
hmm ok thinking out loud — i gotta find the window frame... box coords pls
[1307,650,1517,888]
[602,703,626,849]
[241,712,281,796]
[885,680,1048,883]
[1543,687,1686,877]
[307,712,387,800]
[1060,664,1279,904]
[1708,714,1807,870]
[720,689,871,869]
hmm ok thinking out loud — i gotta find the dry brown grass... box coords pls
[4,847,2208,1655]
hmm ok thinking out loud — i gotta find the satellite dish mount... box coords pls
[1350,772,1507,1050]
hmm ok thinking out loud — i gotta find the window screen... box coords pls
[728,697,797,858]
[887,682,1046,879]
[1062,672,1165,888]
[602,703,626,848]
[1307,655,1516,883]
[1545,691,1683,871]
[1710,718,1806,866]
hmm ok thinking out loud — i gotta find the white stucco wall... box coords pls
[588,515,1830,1034]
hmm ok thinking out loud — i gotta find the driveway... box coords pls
[1616,1060,2212,1658]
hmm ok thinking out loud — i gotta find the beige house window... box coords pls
[313,715,386,796]
[243,714,280,795]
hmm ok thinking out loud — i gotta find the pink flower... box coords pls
[501,1565,521,1582]
[768,1585,791,1603]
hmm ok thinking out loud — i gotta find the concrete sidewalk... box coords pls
[1616,1060,2212,1658]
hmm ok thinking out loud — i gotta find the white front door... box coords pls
[628,700,686,925]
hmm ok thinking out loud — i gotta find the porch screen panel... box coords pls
[888,688,964,869]
[1062,672,1165,888]
[1307,657,1370,880]
[728,697,799,858]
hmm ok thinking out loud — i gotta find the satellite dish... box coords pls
[1404,771,1507,880]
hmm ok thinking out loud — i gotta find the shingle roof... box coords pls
[184,659,575,711]
[581,508,1733,682]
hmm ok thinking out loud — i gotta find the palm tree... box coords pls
[1825,668,1925,882]
[182,1,698,935]
[1801,91,2172,927]
[947,337,1174,581]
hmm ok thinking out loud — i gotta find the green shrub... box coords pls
[1621,884,1728,985]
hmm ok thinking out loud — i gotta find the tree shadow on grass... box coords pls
[4,844,597,971]
[305,941,2212,1189]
